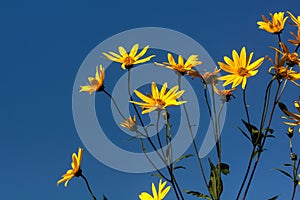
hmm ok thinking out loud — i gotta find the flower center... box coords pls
[155,98,166,109]
[124,56,135,65]
[238,68,249,76]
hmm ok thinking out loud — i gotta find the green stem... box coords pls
[103,90,126,120]
[80,174,97,200]
[242,80,282,199]
[178,74,213,200]
[127,69,183,200]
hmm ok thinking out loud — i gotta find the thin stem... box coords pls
[136,134,170,182]
[80,174,97,200]
[242,88,251,126]
[156,110,167,162]
[295,44,300,52]
[177,74,213,200]
[277,33,282,43]
[237,79,275,199]
[127,69,183,200]
[242,80,282,199]
[235,148,255,200]
[103,90,126,120]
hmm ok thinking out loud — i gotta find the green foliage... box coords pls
[184,190,212,200]
[208,158,223,199]
[241,119,262,146]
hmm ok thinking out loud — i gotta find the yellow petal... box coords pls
[118,46,128,57]
[129,44,139,57]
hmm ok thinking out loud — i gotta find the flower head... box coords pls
[218,47,264,89]
[287,11,300,27]
[203,68,221,85]
[80,65,105,95]
[212,84,236,102]
[130,82,186,114]
[120,116,137,132]
[257,12,288,34]
[289,27,300,46]
[271,42,300,67]
[280,98,300,133]
[103,44,155,70]
[155,53,202,74]
[57,148,83,187]
[139,179,171,200]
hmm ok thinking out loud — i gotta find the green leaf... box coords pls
[268,194,280,200]
[217,163,230,175]
[103,195,108,200]
[173,166,186,170]
[151,173,163,179]
[251,149,260,160]
[237,126,251,142]
[278,102,290,116]
[265,127,274,134]
[266,135,276,138]
[283,163,293,167]
[274,168,293,180]
[184,190,212,199]
[174,154,193,165]
[241,119,262,145]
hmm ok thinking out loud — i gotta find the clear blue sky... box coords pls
[1,0,300,199]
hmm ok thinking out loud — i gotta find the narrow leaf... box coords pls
[184,190,212,200]
[274,168,293,180]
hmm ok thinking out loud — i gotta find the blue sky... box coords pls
[1,0,300,199]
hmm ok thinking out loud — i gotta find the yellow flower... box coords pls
[218,47,264,89]
[102,44,155,70]
[120,116,137,132]
[80,65,105,95]
[155,53,202,74]
[57,148,83,187]
[287,11,300,27]
[130,82,186,114]
[271,42,300,66]
[289,27,300,46]
[139,180,171,200]
[281,99,300,132]
[257,12,288,34]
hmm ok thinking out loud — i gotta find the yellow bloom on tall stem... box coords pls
[130,82,186,114]
[257,12,288,34]
[218,47,264,89]
[155,53,202,74]
[80,65,105,95]
[139,179,171,200]
[57,148,83,187]
[287,11,300,27]
[102,44,155,70]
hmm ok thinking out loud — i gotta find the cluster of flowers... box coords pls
[57,11,300,200]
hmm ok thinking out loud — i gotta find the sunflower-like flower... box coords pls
[218,47,264,89]
[57,148,83,187]
[155,53,202,74]
[287,11,300,27]
[289,27,300,46]
[80,65,105,95]
[120,116,137,132]
[257,12,288,34]
[130,82,186,114]
[102,44,155,70]
[139,180,171,200]
[280,98,300,133]
[271,42,300,66]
